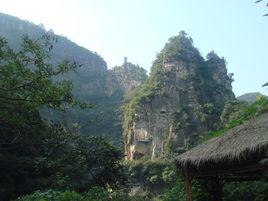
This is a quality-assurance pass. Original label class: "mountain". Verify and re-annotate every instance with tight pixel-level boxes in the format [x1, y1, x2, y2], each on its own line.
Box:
[237, 92, 267, 104]
[110, 57, 147, 93]
[124, 31, 235, 160]
[0, 13, 147, 144]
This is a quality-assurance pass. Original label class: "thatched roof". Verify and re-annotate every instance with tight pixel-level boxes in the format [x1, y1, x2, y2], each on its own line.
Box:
[176, 113, 268, 170]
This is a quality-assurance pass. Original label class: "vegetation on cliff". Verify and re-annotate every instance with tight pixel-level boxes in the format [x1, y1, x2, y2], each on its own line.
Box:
[124, 31, 234, 159]
[111, 61, 148, 93]
[204, 95, 268, 140]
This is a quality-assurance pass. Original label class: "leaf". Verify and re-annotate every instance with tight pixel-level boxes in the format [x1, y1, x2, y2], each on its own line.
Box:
[262, 82, 268, 87]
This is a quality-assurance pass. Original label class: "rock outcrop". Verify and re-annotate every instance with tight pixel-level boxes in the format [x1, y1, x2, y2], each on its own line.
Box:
[110, 57, 147, 93]
[124, 32, 235, 160]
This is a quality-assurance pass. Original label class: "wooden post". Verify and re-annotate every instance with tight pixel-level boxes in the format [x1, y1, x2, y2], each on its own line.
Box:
[185, 172, 193, 201]
[211, 176, 222, 201]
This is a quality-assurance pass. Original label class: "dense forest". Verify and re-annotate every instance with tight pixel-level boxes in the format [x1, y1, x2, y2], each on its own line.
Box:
[0, 12, 268, 201]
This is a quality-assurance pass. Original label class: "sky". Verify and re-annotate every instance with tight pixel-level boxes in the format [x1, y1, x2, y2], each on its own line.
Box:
[0, 0, 267, 96]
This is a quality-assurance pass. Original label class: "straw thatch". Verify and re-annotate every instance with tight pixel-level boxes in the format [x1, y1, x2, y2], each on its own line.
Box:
[176, 113, 268, 170]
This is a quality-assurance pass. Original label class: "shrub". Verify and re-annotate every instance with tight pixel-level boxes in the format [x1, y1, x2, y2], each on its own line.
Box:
[15, 188, 147, 201]
[15, 190, 84, 201]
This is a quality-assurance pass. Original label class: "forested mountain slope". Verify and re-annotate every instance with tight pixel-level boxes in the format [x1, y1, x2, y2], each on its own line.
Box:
[0, 13, 147, 144]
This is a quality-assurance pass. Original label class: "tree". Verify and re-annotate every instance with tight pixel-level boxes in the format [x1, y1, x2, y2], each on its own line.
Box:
[0, 35, 125, 201]
[255, 0, 268, 16]
[75, 136, 126, 188]
[0, 34, 89, 127]
[0, 34, 83, 200]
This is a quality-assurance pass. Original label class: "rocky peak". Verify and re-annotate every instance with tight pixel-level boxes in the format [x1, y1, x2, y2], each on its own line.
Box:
[124, 32, 235, 160]
[109, 58, 148, 94]
[206, 51, 233, 92]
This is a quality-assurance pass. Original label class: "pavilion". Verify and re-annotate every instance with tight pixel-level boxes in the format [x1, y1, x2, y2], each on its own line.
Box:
[176, 113, 268, 201]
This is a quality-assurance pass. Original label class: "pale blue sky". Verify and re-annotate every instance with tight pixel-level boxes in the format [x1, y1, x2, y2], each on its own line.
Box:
[0, 0, 267, 96]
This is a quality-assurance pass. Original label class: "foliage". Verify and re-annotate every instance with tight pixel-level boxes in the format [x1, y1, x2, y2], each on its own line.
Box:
[206, 96, 268, 139]
[0, 122, 126, 200]
[16, 190, 84, 201]
[0, 34, 79, 200]
[162, 31, 202, 62]
[160, 179, 268, 201]
[0, 35, 88, 126]
[158, 179, 213, 201]
[237, 92, 266, 104]
[15, 188, 147, 201]
[124, 160, 176, 195]
[112, 63, 147, 87]
[74, 136, 126, 187]
[223, 181, 268, 201]
[0, 36, 125, 201]
[158, 181, 186, 201]
[255, 0, 268, 16]
[220, 100, 248, 127]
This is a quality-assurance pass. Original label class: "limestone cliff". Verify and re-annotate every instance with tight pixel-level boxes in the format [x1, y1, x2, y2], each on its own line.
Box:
[124, 32, 235, 160]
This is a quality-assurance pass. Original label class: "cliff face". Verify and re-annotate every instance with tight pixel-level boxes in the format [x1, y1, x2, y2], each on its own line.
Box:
[124, 32, 234, 160]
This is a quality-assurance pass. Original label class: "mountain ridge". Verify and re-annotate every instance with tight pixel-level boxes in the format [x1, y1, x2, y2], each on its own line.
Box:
[0, 12, 147, 145]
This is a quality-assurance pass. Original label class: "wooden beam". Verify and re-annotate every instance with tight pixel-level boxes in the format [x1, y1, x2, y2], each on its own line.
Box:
[185, 172, 193, 201]
[211, 176, 222, 201]
[190, 163, 265, 178]
[197, 175, 262, 182]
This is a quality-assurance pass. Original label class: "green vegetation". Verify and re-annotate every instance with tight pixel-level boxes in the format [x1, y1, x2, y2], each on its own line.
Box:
[237, 92, 267, 103]
[157, 178, 268, 201]
[15, 188, 145, 201]
[0, 13, 148, 147]
[112, 63, 147, 88]
[0, 35, 126, 201]
[125, 160, 176, 190]
[206, 96, 268, 139]
[222, 181, 268, 201]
